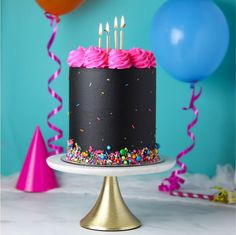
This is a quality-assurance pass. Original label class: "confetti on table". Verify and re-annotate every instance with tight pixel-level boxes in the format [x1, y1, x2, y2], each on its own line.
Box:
[137, 78, 140, 81]
[131, 124, 135, 129]
[76, 103, 80, 107]
[110, 112, 113, 115]
[88, 122, 91, 125]
[150, 90, 153, 94]
[124, 83, 129, 87]
[124, 137, 127, 140]
[107, 78, 110, 81]
[80, 129, 84, 132]
[134, 108, 138, 112]
[148, 108, 152, 112]
[97, 117, 101, 121]
[101, 138, 104, 142]
[89, 82, 92, 87]
[100, 91, 105, 95]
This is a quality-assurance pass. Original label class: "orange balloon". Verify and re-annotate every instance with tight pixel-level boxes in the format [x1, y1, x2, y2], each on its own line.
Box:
[36, 0, 84, 16]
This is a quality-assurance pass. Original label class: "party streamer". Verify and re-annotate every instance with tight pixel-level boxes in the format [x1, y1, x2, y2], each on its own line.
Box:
[159, 85, 202, 192]
[170, 191, 214, 201]
[170, 187, 236, 204]
[45, 13, 63, 155]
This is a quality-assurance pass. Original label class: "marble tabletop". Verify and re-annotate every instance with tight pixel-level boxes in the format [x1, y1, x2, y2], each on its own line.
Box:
[1, 164, 236, 235]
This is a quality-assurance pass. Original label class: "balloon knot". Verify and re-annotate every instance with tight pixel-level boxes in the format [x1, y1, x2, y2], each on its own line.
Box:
[55, 16, 60, 23]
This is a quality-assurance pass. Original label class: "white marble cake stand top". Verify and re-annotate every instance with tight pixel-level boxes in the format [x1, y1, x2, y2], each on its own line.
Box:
[47, 154, 175, 176]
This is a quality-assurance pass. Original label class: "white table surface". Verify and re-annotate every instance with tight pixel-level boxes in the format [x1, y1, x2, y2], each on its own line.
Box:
[1, 164, 236, 235]
[46, 154, 175, 176]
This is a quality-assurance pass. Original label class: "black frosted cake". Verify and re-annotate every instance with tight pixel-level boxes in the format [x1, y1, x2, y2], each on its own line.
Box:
[66, 37, 160, 166]
[70, 67, 156, 149]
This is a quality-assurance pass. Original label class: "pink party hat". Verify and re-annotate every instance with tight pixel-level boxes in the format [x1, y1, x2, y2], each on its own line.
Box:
[16, 126, 59, 192]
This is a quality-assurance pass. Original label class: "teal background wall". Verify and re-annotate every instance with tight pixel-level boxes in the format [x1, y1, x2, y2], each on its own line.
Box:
[1, 0, 235, 176]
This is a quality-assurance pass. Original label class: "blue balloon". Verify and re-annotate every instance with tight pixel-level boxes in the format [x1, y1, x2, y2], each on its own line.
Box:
[151, 0, 229, 83]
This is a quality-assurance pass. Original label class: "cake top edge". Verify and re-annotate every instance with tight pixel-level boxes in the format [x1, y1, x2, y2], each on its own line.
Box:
[67, 46, 156, 69]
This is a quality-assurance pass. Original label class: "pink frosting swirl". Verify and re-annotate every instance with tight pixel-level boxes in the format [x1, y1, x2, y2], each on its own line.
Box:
[67, 46, 85, 67]
[129, 48, 151, 68]
[84, 46, 108, 68]
[68, 46, 156, 69]
[108, 49, 132, 69]
[146, 50, 156, 68]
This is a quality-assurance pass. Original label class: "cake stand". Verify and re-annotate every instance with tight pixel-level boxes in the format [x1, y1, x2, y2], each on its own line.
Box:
[47, 154, 175, 231]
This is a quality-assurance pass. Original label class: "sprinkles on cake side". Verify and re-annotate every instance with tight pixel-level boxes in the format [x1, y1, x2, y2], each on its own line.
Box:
[66, 139, 160, 166]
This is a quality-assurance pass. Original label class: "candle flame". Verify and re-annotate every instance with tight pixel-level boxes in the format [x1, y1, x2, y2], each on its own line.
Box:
[114, 17, 118, 29]
[120, 16, 125, 28]
[98, 23, 103, 36]
[105, 22, 110, 33]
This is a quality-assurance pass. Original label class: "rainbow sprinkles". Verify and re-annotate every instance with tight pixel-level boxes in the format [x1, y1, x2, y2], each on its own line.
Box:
[66, 140, 160, 167]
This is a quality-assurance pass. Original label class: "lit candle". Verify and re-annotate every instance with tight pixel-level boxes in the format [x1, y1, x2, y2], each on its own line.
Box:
[120, 16, 126, 49]
[98, 23, 103, 48]
[114, 17, 118, 49]
[105, 22, 110, 51]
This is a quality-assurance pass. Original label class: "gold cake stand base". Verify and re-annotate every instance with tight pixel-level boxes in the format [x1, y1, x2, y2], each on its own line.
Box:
[47, 154, 175, 232]
[80, 176, 141, 231]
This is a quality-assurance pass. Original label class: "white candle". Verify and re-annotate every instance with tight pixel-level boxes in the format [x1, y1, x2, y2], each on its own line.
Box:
[114, 17, 118, 49]
[98, 23, 103, 48]
[120, 16, 126, 49]
[105, 22, 110, 51]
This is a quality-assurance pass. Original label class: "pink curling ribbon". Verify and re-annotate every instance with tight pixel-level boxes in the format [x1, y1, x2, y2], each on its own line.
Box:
[45, 13, 63, 155]
[159, 84, 203, 192]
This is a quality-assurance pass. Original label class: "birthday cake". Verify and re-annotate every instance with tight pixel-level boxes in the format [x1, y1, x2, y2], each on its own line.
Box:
[65, 17, 160, 166]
